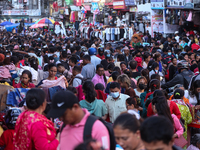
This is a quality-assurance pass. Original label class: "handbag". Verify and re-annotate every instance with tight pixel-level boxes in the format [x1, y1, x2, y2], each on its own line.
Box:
[174, 135, 187, 148]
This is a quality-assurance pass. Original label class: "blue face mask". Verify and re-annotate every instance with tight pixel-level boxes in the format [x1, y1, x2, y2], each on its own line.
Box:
[106, 54, 111, 57]
[168, 52, 172, 55]
[110, 92, 120, 98]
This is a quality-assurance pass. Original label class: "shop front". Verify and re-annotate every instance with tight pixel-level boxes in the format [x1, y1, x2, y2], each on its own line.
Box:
[165, 0, 197, 35]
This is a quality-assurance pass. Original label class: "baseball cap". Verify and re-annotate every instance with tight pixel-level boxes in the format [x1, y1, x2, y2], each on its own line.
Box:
[47, 90, 79, 118]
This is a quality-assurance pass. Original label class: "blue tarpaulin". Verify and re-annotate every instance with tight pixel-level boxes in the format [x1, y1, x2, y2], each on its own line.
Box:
[5, 22, 35, 32]
[0, 21, 13, 26]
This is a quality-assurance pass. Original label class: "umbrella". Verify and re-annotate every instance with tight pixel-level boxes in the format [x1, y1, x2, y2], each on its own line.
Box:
[0, 21, 13, 26]
[30, 23, 47, 29]
[35, 18, 55, 24]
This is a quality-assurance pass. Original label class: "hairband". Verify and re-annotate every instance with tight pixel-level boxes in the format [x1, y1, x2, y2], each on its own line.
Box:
[153, 84, 157, 87]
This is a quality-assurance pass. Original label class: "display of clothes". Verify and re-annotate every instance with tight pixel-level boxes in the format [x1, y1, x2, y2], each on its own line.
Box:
[70, 11, 78, 23]
[80, 26, 130, 42]
[7, 88, 29, 106]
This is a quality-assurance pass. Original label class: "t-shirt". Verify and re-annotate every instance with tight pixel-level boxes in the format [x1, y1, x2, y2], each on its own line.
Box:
[134, 89, 142, 97]
[132, 72, 141, 79]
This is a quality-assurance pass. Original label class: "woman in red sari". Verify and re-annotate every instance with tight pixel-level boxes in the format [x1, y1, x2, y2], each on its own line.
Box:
[13, 88, 59, 150]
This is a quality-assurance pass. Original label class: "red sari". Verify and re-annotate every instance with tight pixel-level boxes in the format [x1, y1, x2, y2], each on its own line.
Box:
[13, 110, 58, 150]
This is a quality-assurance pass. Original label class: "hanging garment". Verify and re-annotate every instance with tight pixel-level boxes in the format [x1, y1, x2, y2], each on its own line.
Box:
[111, 28, 115, 41]
[106, 28, 110, 41]
[7, 88, 29, 106]
[187, 11, 192, 22]
[40, 75, 66, 89]
[124, 28, 127, 39]
[129, 27, 133, 40]
[120, 28, 124, 39]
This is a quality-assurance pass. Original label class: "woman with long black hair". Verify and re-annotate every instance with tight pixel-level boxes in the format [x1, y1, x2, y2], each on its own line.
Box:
[152, 96, 184, 139]
[79, 81, 107, 119]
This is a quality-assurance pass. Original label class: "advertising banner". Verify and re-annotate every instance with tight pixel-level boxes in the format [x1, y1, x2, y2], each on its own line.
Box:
[124, 0, 135, 6]
[151, 9, 164, 36]
[113, 1, 125, 9]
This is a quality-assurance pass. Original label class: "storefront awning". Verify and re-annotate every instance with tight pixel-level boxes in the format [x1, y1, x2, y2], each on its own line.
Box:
[84, 5, 91, 11]
[70, 6, 80, 11]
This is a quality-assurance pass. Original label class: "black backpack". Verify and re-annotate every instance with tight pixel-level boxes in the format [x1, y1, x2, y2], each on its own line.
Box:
[61, 115, 116, 150]
[180, 71, 194, 89]
[74, 76, 87, 85]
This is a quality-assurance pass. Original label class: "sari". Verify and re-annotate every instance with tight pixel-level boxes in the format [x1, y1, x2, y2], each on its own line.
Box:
[13, 110, 57, 150]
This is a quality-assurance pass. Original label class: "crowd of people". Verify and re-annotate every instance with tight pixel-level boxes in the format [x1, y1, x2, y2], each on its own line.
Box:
[0, 26, 200, 150]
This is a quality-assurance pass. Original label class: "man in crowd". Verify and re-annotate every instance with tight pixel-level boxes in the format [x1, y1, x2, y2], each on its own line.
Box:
[47, 90, 110, 150]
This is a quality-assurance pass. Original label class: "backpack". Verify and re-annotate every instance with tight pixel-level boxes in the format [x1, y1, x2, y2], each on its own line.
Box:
[61, 115, 116, 150]
[180, 71, 194, 89]
[74, 76, 87, 85]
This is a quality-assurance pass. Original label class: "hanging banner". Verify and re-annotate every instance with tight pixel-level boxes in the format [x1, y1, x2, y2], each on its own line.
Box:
[91, 2, 99, 12]
[151, 0, 164, 9]
[151, 9, 164, 36]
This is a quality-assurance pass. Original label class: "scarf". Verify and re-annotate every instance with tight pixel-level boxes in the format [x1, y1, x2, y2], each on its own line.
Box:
[172, 99, 187, 106]
[13, 110, 56, 150]
[20, 82, 30, 88]
[135, 57, 143, 68]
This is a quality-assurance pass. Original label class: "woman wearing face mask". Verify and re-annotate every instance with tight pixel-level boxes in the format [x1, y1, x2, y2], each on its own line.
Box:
[169, 57, 177, 81]
[113, 113, 145, 150]
[134, 77, 147, 97]
[189, 80, 200, 112]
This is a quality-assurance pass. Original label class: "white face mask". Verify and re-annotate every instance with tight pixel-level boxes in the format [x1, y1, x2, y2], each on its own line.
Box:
[110, 92, 120, 98]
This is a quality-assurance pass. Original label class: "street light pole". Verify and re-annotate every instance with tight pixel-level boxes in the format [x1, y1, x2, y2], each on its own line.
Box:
[48, 0, 50, 30]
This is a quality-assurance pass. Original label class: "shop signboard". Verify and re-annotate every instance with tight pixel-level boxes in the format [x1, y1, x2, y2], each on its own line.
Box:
[65, 0, 73, 5]
[184, 3, 194, 9]
[84, 0, 92, 3]
[2, 10, 29, 15]
[29, 9, 41, 16]
[124, 0, 135, 6]
[151, 0, 164, 9]
[167, 0, 194, 8]
[113, 1, 125, 9]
